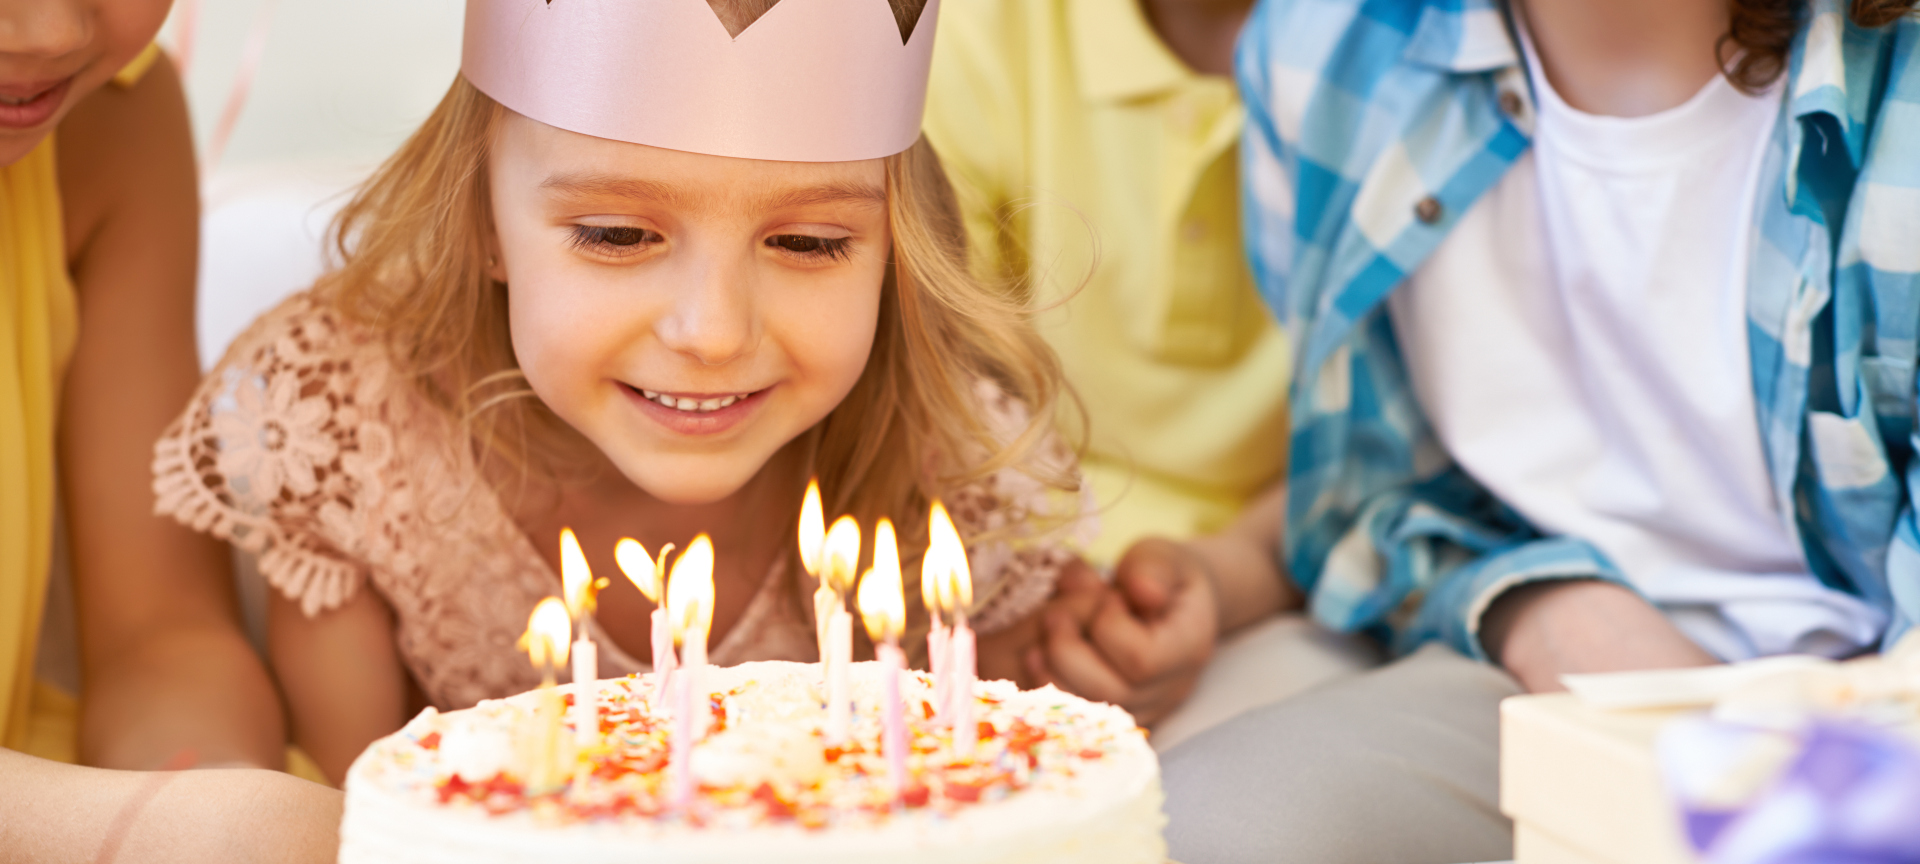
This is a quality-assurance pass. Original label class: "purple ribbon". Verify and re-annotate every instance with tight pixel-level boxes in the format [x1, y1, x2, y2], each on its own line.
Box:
[1663, 719, 1920, 864]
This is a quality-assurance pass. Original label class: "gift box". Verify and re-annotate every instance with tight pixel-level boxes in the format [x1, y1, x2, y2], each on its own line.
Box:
[1501, 693, 1696, 864]
[1500, 644, 1920, 864]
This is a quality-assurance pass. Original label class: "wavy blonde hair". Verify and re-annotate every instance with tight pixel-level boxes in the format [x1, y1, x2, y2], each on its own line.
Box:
[313, 75, 1076, 563]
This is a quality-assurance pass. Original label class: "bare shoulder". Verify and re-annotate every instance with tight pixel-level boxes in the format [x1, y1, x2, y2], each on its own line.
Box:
[56, 51, 197, 267]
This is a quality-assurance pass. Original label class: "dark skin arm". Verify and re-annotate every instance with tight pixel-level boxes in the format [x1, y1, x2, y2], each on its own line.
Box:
[57, 54, 286, 770]
[1480, 580, 1717, 692]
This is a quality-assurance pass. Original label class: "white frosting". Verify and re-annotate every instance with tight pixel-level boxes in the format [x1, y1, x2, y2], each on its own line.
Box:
[340, 661, 1166, 864]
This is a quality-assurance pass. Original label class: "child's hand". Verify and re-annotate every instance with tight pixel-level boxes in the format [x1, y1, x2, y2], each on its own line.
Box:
[1028, 541, 1220, 726]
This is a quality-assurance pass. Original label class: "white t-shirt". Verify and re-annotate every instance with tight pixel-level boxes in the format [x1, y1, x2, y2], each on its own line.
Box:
[1387, 35, 1886, 661]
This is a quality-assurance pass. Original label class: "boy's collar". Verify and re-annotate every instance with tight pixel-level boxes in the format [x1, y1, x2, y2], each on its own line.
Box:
[1069, 0, 1201, 102]
[1401, 0, 1520, 72]
[1785, 0, 1866, 168]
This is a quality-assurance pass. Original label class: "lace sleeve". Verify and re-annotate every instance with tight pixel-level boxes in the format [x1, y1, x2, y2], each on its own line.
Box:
[945, 380, 1096, 635]
[153, 293, 394, 617]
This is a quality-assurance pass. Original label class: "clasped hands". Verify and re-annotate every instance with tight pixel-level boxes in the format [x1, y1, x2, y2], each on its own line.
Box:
[1024, 539, 1223, 726]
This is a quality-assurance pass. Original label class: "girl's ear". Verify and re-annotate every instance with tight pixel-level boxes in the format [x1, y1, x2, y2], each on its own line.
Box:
[487, 237, 509, 283]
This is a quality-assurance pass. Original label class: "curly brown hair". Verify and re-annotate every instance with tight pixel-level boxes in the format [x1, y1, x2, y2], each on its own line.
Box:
[1722, 0, 1917, 91]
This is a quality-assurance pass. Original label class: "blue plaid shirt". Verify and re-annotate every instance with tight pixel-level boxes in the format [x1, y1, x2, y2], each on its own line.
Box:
[1238, 0, 1920, 660]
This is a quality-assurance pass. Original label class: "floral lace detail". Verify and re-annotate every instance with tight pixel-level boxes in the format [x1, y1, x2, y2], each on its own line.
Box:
[155, 293, 1088, 709]
[951, 379, 1096, 634]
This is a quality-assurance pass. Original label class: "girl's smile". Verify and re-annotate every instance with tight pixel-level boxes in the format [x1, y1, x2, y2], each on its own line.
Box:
[0, 76, 72, 129]
[621, 384, 774, 437]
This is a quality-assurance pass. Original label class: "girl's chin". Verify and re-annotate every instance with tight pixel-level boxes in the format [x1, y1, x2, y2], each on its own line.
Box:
[607, 456, 771, 507]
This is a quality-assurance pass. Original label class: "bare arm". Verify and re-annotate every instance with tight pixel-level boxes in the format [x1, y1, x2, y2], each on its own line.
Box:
[1480, 579, 1717, 693]
[57, 53, 286, 770]
[1186, 479, 1300, 633]
[269, 586, 410, 785]
[0, 748, 340, 864]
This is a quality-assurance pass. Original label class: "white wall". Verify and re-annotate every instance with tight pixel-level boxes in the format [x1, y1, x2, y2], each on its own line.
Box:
[171, 0, 465, 171]
[169, 0, 467, 370]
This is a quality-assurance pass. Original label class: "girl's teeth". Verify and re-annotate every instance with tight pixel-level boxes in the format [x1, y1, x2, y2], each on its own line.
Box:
[643, 391, 748, 412]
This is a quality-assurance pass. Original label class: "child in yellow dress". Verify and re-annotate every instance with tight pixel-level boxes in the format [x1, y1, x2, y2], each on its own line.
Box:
[2, 0, 338, 860]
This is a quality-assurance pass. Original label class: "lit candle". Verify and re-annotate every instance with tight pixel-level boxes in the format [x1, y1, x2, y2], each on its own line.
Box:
[920, 509, 951, 722]
[928, 502, 977, 760]
[558, 529, 605, 750]
[615, 537, 677, 710]
[517, 597, 573, 794]
[798, 479, 830, 683]
[821, 516, 861, 745]
[666, 534, 716, 811]
[857, 518, 909, 800]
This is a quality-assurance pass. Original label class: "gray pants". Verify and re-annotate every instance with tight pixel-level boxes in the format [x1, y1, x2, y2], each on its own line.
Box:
[1162, 643, 1520, 864]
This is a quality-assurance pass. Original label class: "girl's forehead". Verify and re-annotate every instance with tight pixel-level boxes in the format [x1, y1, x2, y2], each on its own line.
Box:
[497, 112, 887, 212]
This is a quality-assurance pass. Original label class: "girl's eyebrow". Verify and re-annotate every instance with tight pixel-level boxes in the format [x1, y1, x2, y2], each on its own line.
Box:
[541, 173, 686, 205]
[540, 172, 883, 212]
[756, 182, 887, 212]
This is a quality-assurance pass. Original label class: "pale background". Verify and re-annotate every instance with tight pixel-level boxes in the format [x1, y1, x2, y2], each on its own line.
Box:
[168, 0, 465, 366]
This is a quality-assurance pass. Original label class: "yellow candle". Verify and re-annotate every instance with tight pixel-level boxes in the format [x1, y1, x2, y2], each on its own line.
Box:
[517, 597, 573, 793]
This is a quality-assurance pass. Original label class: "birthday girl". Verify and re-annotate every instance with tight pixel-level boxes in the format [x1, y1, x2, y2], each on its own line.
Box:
[154, 0, 1085, 784]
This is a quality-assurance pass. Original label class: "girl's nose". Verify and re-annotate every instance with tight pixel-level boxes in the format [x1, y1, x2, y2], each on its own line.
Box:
[0, 1, 88, 59]
[654, 255, 759, 367]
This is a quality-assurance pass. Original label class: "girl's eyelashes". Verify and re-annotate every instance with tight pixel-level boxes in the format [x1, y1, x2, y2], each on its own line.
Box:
[569, 224, 662, 257]
[766, 234, 854, 262]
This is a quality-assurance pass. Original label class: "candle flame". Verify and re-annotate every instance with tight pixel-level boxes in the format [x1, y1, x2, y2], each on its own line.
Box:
[927, 501, 974, 612]
[857, 518, 906, 643]
[822, 515, 861, 595]
[798, 479, 825, 578]
[520, 597, 572, 671]
[614, 538, 673, 604]
[559, 528, 597, 620]
[665, 534, 716, 647]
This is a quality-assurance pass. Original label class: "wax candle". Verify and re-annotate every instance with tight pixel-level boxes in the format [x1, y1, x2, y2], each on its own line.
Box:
[826, 607, 853, 744]
[820, 515, 861, 744]
[518, 597, 573, 794]
[927, 612, 950, 721]
[665, 534, 716, 811]
[798, 479, 830, 682]
[927, 501, 978, 758]
[921, 501, 957, 721]
[858, 518, 909, 800]
[948, 612, 976, 761]
[558, 529, 605, 750]
[615, 538, 677, 710]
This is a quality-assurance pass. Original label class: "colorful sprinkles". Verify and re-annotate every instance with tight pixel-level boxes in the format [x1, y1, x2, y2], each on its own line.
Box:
[414, 671, 1127, 828]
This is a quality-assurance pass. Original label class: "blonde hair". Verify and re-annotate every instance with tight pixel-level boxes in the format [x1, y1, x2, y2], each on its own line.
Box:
[315, 76, 1075, 564]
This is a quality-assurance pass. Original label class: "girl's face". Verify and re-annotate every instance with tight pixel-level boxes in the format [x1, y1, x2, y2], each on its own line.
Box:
[0, 0, 169, 165]
[490, 113, 890, 504]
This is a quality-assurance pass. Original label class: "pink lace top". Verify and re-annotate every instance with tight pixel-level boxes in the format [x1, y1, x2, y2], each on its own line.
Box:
[154, 293, 1089, 710]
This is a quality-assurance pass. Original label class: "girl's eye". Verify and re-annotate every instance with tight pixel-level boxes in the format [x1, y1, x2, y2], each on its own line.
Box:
[570, 225, 661, 255]
[766, 234, 853, 261]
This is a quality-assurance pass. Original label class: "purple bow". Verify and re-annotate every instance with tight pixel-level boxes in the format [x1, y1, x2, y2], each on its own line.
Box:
[1662, 719, 1920, 864]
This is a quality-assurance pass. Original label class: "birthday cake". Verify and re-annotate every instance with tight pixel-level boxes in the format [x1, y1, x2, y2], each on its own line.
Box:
[337, 661, 1167, 864]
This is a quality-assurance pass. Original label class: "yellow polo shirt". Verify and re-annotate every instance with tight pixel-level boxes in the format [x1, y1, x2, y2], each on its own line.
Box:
[925, 0, 1290, 564]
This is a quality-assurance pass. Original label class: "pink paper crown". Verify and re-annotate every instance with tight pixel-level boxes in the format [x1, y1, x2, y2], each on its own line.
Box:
[462, 0, 941, 162]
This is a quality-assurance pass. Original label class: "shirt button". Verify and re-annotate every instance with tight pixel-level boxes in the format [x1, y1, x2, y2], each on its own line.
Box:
[1499, 90, 1526, 118]
[1182, 219, 1208, 242]
[1414, 196, 1443, 225]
